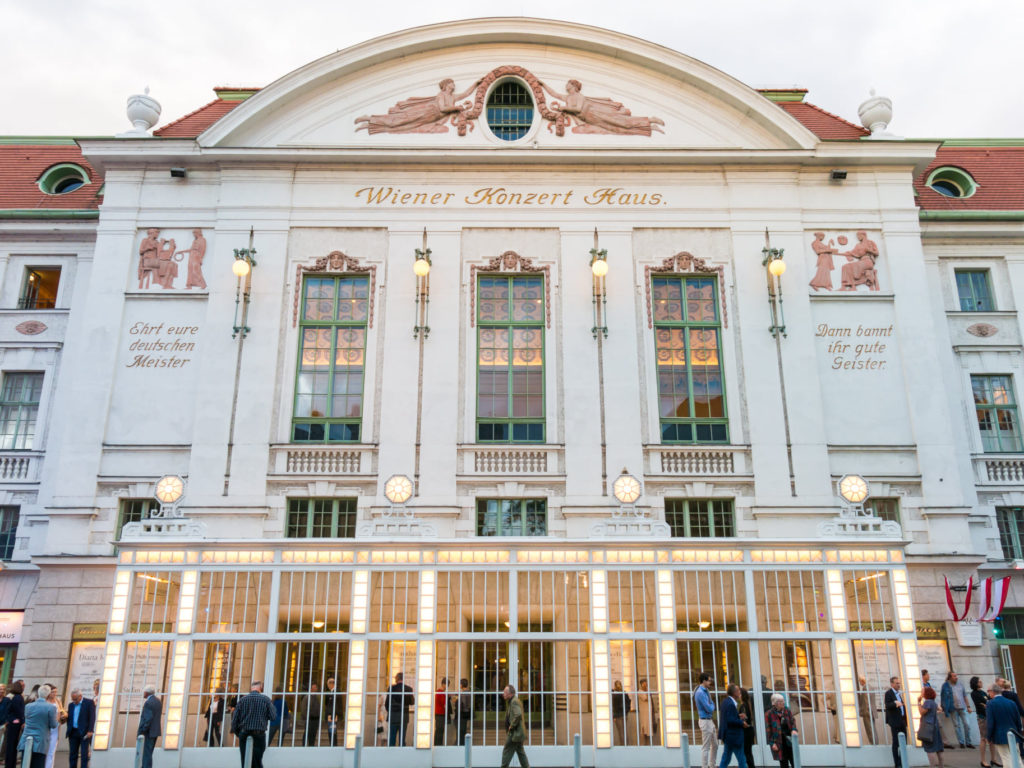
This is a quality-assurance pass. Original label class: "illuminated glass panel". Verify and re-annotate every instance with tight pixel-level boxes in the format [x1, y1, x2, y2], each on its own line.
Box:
[972, 374, 1023, 452]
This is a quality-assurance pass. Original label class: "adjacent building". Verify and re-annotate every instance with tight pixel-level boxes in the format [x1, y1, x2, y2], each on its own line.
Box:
[1, 17, 1023, 767]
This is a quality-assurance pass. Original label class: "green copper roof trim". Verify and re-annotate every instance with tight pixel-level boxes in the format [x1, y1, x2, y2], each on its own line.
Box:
[213, 89, 259, 101]
[0, 137, 80, 145]
[919, 210, 1024, 221]
[913, 139, 1024, 147]
[759, 90, 808, 103]
[0, 209, 99, 219]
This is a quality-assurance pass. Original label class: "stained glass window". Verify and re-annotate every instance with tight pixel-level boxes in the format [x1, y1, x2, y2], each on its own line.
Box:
[652, 276, 727, 443]
[477, 275, 544, 442]
[973, 374, 1023, 453]
[293, 275, 369, 443]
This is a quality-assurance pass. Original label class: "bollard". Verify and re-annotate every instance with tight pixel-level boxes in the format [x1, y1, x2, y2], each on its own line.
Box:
[1010, 731, 1022, 768]
[574, 733, 582, 768]
[354, 734, 363, 768]
[464, 732, 471, 768]
[899, 731, 910, 768]
[682, 732, 690, 768]
[134, 734, 145, 768]
[241, 734, 254, 768]
[792, 732, 802, 768]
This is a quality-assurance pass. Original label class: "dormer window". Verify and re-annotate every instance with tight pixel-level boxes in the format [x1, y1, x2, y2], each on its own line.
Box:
[926, 167, 977, 198]
[37, 163, 89, 195]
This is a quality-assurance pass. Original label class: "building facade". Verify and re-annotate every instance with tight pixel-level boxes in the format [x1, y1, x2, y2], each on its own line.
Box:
[1, 17, 1024, 767]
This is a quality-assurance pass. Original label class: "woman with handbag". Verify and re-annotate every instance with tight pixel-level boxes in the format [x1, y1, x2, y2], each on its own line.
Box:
[919, 687, 945, 767]
[765, 693, 798, 768]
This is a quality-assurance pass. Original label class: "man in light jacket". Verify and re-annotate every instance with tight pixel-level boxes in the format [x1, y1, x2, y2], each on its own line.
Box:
[18, 683, 57, 768]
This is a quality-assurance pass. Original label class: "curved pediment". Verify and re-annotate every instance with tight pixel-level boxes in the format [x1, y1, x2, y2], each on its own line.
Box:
[200, 18, 819, 151]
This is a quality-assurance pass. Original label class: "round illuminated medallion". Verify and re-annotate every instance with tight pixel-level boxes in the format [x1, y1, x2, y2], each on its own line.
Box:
[154, 474, 185, 505]
[612, 472, 642, 504]
[768, 258, 787, 277]
[232, 258, 251, 278]
[591, 258, 609, 278]
[838, 474, 869, 504]
[413, 258, 431, 277]
[384, 474, 414, 505]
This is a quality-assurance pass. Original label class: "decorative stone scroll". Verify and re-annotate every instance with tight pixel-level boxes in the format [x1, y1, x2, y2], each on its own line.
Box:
[591, 507, 670, 538]
[292, 251, 377, 328]
[357, 507, 437, 538]
[644, 252, 728, 329]
[355, 66, 664, 138]
[121, 518, 207, 539]
[469, 251, 552, 328]
[816, 505, 901, 538]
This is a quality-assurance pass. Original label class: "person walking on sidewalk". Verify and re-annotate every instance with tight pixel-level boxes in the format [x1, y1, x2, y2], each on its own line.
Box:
[696, 672, 718, 768]
[500, 685, 529, 768]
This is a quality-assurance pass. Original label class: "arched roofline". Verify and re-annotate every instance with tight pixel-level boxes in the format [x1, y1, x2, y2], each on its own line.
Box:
[199, 17, 820, 150]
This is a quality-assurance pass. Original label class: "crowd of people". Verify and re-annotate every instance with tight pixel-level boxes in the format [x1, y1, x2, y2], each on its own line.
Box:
[0, 679, 98, 768]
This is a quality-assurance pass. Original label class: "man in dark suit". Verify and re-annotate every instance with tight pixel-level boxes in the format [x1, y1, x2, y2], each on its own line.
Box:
[66, 688, 96, 768]
[386, 673, 414, 746]
[717, 683, 747, 768]
[988, 682, 1022, 767]
[884, 676, 907, 768]
[137, 685, 162, 768]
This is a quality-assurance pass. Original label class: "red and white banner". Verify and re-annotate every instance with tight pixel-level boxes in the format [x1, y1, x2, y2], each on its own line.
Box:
[978, 576, 1011, 622]
[944, 576, 973, 622]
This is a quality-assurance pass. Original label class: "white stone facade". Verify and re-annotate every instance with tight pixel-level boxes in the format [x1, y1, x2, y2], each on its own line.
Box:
[0, 17, 1022, 768]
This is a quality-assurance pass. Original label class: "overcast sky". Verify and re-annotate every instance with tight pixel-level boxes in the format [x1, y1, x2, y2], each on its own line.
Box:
[2, 0, 1020, 138]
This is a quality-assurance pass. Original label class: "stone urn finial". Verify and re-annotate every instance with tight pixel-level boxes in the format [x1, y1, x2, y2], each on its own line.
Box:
[858, 88, 894, 139]
[118, 86, 162, 138]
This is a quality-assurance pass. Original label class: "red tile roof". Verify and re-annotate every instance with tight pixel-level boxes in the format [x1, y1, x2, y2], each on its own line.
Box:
[775, 100, 870, 140]
[915, 146, 1024, 211]
[0, 144, 103, 211]
[153, 98, 247, 138]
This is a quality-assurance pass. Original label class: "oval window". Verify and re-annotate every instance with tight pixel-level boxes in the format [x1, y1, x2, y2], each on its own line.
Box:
[486, 81, 534, 141]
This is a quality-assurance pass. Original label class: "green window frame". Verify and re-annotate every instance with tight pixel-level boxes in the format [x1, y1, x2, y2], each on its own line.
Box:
[0, 506, 18, 561]
[997, 507, 1024, 561]
[972, 375, 1024, 453]
[0, 372, 43, 450]
[955, 269, 994, 311]
[286, 498, 357, 538]
[292, 275, 370, 443]
[868, 498, 900, 524]
[476, 499, 547, 537]
[116, 499, 157, 540]
[651, 276, 728, 444]
[664, 499, 735, 538]
[476, 275, 545, 443]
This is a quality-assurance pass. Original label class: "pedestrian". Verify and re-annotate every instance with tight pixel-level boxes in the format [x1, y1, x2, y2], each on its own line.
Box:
[434, 677, 448, 746]
[386, 672, 414, 746]
[718, 683, 747, 768]
[500, 685, 529, 768]
[204, 690, 224, 746]
[65, 688, 95, 768]
[997, 678, 1024, 718]
[884, 676, 908, 768]
[611, 680, 631, 746]
[137, 685, 162, 768]
[919, 687, 944, 767]
[695, 672, 718, 768]
[739, 688, 756, 768]
[941, 671, 974, 748]
[971, 678, 995, 768]
[858, 675, 875, 745]
[988, 683, 1021, 768]
[44, 685, 63, 768]
[325, 677, 343, 748]
[5, 680, 25, 768]
[19, 684, 57, 768]
[456, 678, 472, 748]
[267, 694, 289, 747]
[230, 681, 276, 768]
[637, 678, 659, 746]
[765, 693, 798, 768]
[303, 682, 321, 746]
